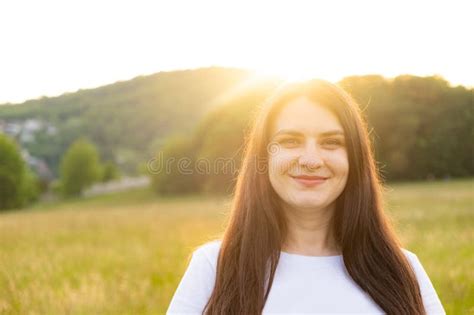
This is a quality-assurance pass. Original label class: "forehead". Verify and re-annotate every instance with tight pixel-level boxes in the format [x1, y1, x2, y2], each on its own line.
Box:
[270, 96, 344, 136]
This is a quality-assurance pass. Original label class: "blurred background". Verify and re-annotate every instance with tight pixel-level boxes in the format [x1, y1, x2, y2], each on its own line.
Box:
[0, 1, 472, 314]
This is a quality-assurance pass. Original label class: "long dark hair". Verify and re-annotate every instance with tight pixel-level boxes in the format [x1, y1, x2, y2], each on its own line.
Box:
[203, 80, 425, 314]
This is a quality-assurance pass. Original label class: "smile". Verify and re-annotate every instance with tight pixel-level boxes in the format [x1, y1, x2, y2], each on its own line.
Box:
[290, 175, 328, 187]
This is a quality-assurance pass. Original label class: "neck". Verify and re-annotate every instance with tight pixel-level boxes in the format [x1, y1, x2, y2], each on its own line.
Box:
[281, 203, 340, 256]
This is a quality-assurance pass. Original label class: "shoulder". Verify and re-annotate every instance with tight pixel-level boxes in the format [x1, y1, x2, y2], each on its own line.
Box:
[167, 240, 222, 314]
[400, 248, 446, 314]
[191, 239, 222, 269]
[400, 248, 426, 280]
[400, 248, 425, 276]
[400, 247, 418, 262]
[400, 248, 429, 278]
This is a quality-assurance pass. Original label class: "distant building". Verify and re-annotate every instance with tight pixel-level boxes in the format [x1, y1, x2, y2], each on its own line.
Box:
[23, 118, 42, 132]
[1, 119, 56, 183]
[0, 120, 22, 137]
[21, 149, 55, 182]
[0, 118, 57, 143]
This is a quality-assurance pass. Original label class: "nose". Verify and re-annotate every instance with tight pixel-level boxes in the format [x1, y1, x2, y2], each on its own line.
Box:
[298, 140, 323, 170]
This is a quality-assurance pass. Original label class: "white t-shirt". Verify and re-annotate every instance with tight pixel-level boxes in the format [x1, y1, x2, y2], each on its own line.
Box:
[167, 240, 445, 314]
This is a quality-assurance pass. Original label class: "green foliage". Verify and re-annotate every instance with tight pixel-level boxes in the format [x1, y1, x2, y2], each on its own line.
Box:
[194, 84, 275, 193]
[340, 75, 473, 180]
[0, 67, 252, 178]
[150, 75, 473, 195]
[150, 135, 199, 195]
[0, 69, 472, 194]
[100, 161, 121, 182]
[50, 179, 63, 195]
[149, 81, 278, 195]
[0, 134, 39, 210]
[59, 138, 102, 197]
[19, 168, 40, 204]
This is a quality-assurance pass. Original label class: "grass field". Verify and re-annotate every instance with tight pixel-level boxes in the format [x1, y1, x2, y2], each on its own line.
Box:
[0, 179, 472, 314]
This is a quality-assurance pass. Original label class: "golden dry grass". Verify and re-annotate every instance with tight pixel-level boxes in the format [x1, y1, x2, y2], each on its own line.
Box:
[0, 179, 472, 314]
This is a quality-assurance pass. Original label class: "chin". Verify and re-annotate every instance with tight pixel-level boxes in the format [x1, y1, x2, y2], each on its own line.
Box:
[289, 194, 328, 209]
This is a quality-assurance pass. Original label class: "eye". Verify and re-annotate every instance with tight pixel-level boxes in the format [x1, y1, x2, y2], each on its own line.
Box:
[279, 138, 301, 147]
[322, 138, 345, 147]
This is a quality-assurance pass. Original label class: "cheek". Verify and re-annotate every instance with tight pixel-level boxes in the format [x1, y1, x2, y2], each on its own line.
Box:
[329, 150, 349, 175]
[268, 152, 295, 196]
[268, 151, 296, 176]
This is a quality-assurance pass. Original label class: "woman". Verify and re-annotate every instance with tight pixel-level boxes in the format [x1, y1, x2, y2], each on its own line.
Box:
[167, 80, 445, 314]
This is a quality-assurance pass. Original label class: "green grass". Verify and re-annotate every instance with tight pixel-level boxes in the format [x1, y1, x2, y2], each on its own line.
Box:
[0, 179, 472, 314]
[384, 179, 474, 314]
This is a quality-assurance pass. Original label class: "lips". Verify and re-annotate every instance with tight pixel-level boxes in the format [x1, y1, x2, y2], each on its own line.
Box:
[291, 175, 328, 180]
[290, 174, 328, 187]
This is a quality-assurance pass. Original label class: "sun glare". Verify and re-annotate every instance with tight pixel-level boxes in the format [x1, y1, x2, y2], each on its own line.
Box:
[250, 65, 337, 85]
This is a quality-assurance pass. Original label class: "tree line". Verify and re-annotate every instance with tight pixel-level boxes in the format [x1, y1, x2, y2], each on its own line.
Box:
[0, 70, 472, 210]
[150, 75, 473, 195]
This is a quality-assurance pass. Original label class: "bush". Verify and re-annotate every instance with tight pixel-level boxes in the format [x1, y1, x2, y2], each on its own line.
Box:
[0, 134, 39, 210]
[20, 168, 40, 204]
[149, 135, 200, 195]
[101, 161, 121, 182]
[59, 137, 102, 197]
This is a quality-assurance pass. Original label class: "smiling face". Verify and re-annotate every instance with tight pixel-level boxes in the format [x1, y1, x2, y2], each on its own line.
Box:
[267, 96, 349, 212]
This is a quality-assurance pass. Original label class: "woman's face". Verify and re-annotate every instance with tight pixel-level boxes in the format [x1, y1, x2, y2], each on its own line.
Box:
[268, 96, 349, 212]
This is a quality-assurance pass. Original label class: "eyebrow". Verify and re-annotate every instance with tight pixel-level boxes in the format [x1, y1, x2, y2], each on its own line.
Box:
[271, 129, 345, 139]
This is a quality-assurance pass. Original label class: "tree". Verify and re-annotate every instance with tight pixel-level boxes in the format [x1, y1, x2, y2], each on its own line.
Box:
[101, 160, 121, 182]
[193, 89, 266, 193]
[59, 138, 102, 197]
[149, 135, 199, 195]
[0, 134, 39, 210]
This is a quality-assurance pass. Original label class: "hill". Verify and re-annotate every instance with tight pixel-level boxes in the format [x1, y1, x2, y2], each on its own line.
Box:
[0, 67, 254, 176]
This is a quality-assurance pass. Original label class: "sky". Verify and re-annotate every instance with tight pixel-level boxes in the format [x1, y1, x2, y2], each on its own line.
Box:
[0, 0, 472, 104]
